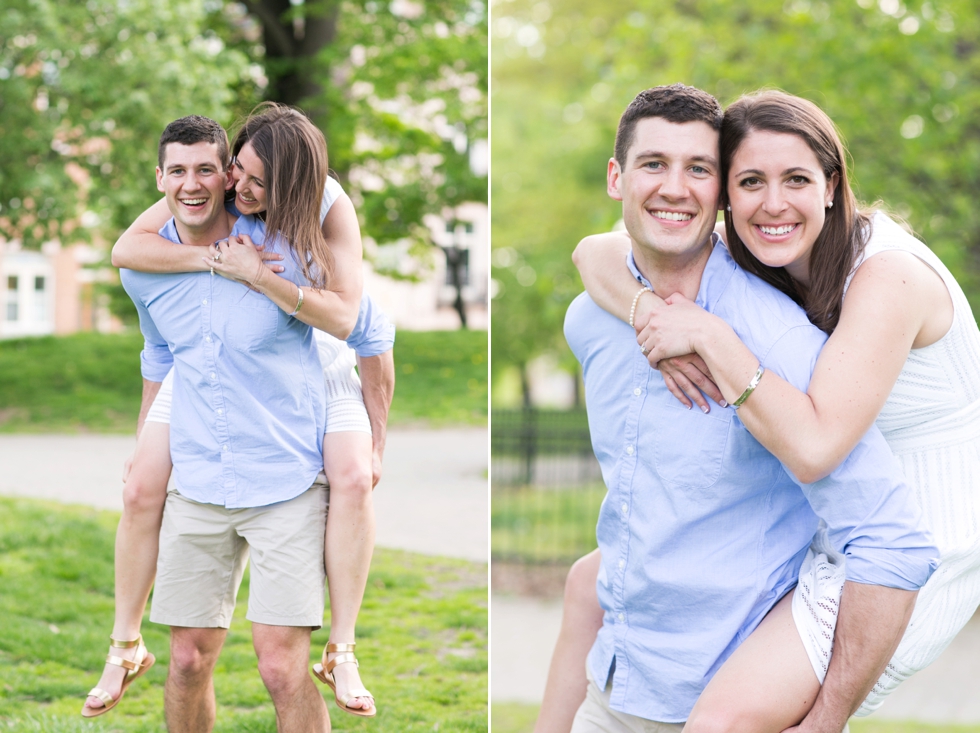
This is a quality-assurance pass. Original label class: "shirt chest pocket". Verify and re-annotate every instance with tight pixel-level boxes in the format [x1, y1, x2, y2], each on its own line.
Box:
[645, 394, 732, 491]
[218, 288, 280, 352]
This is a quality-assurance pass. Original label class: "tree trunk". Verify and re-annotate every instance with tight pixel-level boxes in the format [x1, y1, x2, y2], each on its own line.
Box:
[243, 0, 338, 120]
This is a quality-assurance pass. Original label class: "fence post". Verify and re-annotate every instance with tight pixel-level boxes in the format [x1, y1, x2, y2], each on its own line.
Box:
[520, 407, 536, 485]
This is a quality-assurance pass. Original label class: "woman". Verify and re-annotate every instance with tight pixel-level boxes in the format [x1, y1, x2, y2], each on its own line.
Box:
[81, 104, 382, 719]
[540, 90, 980, 732]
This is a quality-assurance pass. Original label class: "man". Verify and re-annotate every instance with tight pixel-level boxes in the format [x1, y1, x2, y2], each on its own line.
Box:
[120, 115, 374, 731]
[563, 85, 937, 732]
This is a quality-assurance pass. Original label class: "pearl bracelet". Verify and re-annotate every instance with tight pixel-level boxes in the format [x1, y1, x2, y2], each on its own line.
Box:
[629, 286, 653, 329]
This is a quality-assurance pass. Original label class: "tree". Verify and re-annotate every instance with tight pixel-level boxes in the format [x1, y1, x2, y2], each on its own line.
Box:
[0, 0, 258, 250]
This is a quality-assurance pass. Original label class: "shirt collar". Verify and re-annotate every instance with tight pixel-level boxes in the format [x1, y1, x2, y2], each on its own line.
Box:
[625, 232, 731, 309]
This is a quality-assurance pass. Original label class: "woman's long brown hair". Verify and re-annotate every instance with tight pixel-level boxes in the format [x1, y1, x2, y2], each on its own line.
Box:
[230, 102, 333, 290]
[720, 90, 875, 334]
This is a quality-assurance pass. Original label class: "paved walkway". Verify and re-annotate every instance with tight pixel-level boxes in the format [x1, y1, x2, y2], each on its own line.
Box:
[0, 427, 488, 563]
[491, 592, 980, 723]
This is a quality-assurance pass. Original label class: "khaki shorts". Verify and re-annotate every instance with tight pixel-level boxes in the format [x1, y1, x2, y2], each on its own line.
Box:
[150, 485, 329, 629]
[570, 668, 684, 733]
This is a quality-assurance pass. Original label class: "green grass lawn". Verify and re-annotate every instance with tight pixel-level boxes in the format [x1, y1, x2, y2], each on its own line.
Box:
[0, 497, 487, 732]
[489, 703, 980, 733]
[0, 329, 487, 433]
[491, 484, 604, 564]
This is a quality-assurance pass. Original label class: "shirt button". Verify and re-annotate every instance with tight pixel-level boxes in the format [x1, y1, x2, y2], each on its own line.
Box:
[210, 372, 216, 380]
[222, 444, 229, 452]
[202, 298, 208, 305]
[205, 336, 212, 343]
[618, 559, 625, 569]
[633, 387, 641, 396]
[618, 613, 625, 622]
[621, 503, 628, 514]
[216, 408, 223, 415]
[626, 444, 634, 455]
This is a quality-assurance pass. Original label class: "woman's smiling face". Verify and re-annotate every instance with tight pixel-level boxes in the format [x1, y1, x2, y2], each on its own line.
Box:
[232, 141, 268, 215]
[727, 129, 838, 285]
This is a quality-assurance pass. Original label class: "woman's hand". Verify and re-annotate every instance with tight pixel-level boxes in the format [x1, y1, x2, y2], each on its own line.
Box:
[636, 292, 718, 367]
[206, 234, 268, 285]
[659, 354, 726, 413]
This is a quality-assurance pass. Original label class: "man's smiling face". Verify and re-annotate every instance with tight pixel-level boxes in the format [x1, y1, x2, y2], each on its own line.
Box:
[608, 117, 721, 262]
[156, 141, 231, 236]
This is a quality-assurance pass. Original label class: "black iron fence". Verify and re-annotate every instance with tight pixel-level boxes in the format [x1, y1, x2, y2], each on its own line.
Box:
[491, 409, 604, 565]
[491, 408, 601, 487]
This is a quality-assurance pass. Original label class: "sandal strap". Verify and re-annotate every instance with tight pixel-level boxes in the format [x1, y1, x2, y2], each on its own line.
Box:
[87, 687, 115, 706]
[324, 652, 358, 675]
[325, 642, 356, 653]
[108, 634, 142, 649]
[105, 654, 141, 673]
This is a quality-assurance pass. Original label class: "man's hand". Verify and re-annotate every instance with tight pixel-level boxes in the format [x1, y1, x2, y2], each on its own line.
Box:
[357, 351, 394, 488]
[372, 446, 383, 488]
[122, 450, 135, 483]
[659, 353, 726, 413]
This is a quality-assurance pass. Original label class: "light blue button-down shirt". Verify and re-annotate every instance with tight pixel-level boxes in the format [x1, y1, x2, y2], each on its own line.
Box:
[564, 237, 938, 723]
[121, 215, 326, 509]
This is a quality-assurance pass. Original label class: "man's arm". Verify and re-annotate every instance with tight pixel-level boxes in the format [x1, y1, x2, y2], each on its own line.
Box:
[792, 583, 916, 733]
[356, 350, 394, 486]
[136, 378, 163, 437]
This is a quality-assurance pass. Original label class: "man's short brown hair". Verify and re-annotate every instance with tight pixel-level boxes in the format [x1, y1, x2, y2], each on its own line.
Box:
[614, 84, 723, 167]
[158, 115, 229, 170]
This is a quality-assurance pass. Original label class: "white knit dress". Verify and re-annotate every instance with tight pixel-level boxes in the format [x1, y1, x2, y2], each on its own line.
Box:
[792, 212, 980, 715]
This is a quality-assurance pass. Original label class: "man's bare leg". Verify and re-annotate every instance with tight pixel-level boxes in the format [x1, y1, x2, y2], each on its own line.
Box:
[253, 623, 330, 732]
[83, 421, 172, 714]
[165, 627, 226, 733]
[321, 431, 376, 712]
[535, 549, 605, 733]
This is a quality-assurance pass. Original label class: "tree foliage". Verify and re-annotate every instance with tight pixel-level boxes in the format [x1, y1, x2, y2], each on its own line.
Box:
[491, 0, 980, 393]
[0, 0, 488, 282]
[0, 0, 259, 249]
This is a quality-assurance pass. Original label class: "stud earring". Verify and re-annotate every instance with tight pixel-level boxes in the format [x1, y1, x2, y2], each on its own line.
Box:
[827, 201, 834, 208]
[726, 204, 731, 211]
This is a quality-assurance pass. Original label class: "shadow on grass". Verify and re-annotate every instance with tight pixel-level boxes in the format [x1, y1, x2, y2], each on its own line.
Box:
[0, 497, 487, 731]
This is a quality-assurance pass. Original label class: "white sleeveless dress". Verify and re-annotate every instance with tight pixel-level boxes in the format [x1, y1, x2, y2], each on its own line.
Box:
[792, 212, 980, 714]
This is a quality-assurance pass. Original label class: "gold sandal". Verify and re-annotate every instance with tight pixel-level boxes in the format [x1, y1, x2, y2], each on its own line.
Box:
[312, 642, 377, 718]
[80, 634, 155, 718]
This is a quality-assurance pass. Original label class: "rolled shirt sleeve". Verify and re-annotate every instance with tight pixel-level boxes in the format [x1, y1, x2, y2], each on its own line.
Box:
[346, 293, 395, 357]
[130, 290, 174, 381]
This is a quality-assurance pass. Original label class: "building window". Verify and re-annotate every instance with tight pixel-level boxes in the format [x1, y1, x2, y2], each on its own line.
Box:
[34, 275, 47, 321]
[6, 275, 18, 322]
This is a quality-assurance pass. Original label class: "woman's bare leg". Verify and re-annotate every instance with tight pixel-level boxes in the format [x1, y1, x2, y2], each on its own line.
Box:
[534, 549, 604, 733]
[83, 421, 172, 713]
[321, 430, 376, 711]
[683, 592, 820, 733]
